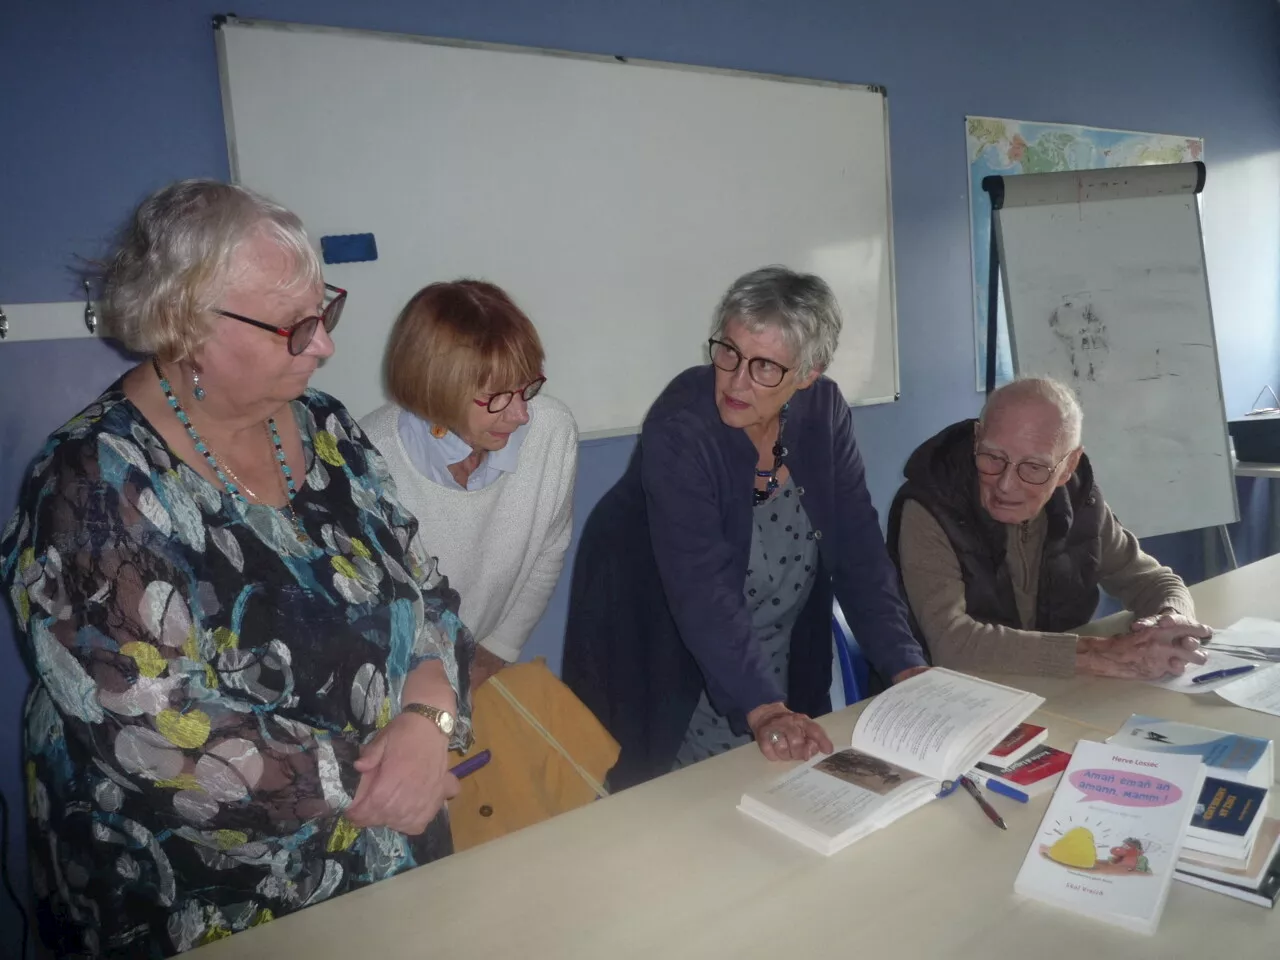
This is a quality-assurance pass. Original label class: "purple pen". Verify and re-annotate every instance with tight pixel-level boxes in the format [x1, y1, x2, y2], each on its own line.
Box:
[449, 749, 492, 779]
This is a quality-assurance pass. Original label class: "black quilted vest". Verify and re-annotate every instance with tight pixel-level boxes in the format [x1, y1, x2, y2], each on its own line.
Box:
[886, 419, 1105, 643]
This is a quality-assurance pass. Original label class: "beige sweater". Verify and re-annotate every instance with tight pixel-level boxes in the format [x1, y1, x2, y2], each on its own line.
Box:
[896, 499, 1195, 678]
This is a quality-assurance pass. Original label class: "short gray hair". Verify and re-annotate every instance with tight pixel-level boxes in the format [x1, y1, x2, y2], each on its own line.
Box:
[710, 265, 842, 376]
[981, 376, 1084, 451]
[102, 179, 322, 362]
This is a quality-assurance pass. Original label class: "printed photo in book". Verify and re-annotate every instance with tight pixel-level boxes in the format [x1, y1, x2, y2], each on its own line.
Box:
[814, 750, 915, 794]
[738, 669, 1044, 855]
[1014, 740, 1206, 936]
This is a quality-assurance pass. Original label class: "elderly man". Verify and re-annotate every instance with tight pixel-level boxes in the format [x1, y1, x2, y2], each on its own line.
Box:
[888, 377, 1210, 679]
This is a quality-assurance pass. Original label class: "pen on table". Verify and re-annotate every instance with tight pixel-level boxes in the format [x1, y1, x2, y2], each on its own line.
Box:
[969, 773, 1029, 804]
[1191, 664, 1256, 685]
[448, 749, 492, 779]
[959, 774, 1008, 830]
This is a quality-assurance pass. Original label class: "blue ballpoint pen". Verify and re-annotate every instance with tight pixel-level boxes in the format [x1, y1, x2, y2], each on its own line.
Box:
[971, 774, 1030, 804]
[1191, 664, 1256, 685]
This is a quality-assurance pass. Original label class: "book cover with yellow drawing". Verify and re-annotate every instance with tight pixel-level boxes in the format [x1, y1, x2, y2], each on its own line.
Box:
[1014, 739, 1206, 936]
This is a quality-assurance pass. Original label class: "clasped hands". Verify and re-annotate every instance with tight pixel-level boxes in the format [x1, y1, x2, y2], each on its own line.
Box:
[1081, 612, 1212, 681]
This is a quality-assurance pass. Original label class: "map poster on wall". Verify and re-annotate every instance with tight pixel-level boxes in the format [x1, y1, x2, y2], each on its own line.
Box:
[966, 116, 1203, 390]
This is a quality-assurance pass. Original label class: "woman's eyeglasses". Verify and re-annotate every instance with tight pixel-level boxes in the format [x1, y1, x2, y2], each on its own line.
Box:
[216, 283, 347, 356]
[708, 338, 791, 388]
[474, 377, 547, 413]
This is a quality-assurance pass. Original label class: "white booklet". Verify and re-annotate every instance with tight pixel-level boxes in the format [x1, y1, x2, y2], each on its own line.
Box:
[738, 668, 1044, 855]
[1015, 740, 1206, 936]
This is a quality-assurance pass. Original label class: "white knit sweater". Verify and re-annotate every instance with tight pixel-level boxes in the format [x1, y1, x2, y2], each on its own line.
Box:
[360, 396, 578, 661]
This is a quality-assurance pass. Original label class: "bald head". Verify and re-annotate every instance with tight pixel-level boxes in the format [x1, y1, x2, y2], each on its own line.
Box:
[980, 377, 1082, 455]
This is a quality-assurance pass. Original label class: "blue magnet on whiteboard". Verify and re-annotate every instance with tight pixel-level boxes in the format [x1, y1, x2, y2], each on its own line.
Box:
[321, 233, 378, 264]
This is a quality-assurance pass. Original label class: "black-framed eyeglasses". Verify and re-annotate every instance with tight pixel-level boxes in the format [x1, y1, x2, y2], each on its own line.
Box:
[974, 447, 1072, 485]
[474, 376, 546, 414]
[707, 338, 792, 388]
[216, 283, 347, 356]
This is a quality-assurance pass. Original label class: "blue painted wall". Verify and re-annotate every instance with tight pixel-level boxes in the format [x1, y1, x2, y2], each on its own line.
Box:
[3, 1, 1279, 950]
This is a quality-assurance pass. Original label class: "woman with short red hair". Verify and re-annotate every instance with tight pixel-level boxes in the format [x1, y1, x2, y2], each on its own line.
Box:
[361, 281, 578, 689]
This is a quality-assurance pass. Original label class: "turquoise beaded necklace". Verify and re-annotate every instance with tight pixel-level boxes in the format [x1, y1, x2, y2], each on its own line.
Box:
[153, 358, 309, 543]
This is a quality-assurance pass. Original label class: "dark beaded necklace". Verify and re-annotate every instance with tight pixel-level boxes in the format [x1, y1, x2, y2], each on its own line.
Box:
[753, 403, 788, 506]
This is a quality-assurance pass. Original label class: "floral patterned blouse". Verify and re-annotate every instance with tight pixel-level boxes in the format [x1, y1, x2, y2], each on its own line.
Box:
[0, 384, 474, 958]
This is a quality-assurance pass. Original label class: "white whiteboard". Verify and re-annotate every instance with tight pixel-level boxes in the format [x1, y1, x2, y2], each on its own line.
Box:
[215, 18, 900, 435]
[992, 162, 1237, 539]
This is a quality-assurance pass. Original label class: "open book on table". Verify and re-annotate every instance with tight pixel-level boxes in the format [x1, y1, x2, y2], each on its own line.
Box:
[738, 668, 1044, 855]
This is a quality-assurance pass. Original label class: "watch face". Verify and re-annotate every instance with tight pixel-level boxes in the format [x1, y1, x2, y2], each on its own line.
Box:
[438, 711, 456, 735]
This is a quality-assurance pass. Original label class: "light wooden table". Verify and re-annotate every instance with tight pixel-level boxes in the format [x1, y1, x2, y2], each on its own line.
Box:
[980, 553, 1280, 756]
[192, 557, 1280, 960]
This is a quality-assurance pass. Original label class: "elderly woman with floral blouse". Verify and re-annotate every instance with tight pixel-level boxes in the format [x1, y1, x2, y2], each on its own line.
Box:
[1, 180, 473, 956]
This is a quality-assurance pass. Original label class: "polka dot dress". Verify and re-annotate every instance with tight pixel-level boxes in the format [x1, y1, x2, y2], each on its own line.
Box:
[674, 477, 819, 768]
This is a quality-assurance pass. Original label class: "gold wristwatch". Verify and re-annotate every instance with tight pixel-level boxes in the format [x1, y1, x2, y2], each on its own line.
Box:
[402, 702, 471, 749]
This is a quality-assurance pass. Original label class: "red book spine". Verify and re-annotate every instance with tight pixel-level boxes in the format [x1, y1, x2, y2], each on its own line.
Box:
[1000, 747, 1071, 786]
[989, 723, 1046, 758]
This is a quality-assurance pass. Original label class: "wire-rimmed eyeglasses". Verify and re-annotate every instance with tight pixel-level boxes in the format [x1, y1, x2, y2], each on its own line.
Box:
[973, 448, 1071, 485]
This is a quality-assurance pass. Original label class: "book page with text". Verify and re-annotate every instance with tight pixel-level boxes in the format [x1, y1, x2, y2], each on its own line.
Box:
[852, 669, 1039, 781]
[738, 748, 934, 852]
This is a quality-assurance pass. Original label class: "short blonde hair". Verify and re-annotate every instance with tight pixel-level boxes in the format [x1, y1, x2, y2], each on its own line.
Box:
[101, 179, 322, 362]
[385, 280, 545, 433]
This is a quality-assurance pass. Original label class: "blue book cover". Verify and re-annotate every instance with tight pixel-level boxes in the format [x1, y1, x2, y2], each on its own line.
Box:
[1191, 777, 1267, 838]
[1110, 716, 1271, 784]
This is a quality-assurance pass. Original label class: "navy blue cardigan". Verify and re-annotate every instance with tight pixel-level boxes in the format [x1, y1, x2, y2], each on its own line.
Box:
[562, 365, 925, 788]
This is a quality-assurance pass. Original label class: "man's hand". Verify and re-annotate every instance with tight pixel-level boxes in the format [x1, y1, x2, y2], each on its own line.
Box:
[1079, 617, 1210, 680]
[1129, 612, 1213, 642]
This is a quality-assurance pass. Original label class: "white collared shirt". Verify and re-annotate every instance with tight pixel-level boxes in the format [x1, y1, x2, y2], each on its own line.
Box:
[396, 409, 529, 492]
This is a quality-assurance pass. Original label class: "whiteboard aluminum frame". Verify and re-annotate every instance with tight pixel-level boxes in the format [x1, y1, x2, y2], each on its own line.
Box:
[213, 15, 901, 418]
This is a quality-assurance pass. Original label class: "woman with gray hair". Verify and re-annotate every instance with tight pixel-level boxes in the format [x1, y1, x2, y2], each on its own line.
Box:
[562, 265, 927, 789]
[1, 180, 473, 956]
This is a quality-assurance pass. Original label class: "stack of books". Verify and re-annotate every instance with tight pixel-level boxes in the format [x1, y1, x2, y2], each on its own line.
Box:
[1177, 816, 1280, 907]
[1108, 715, 1279, 908]
[971, 721, 1072, 800]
